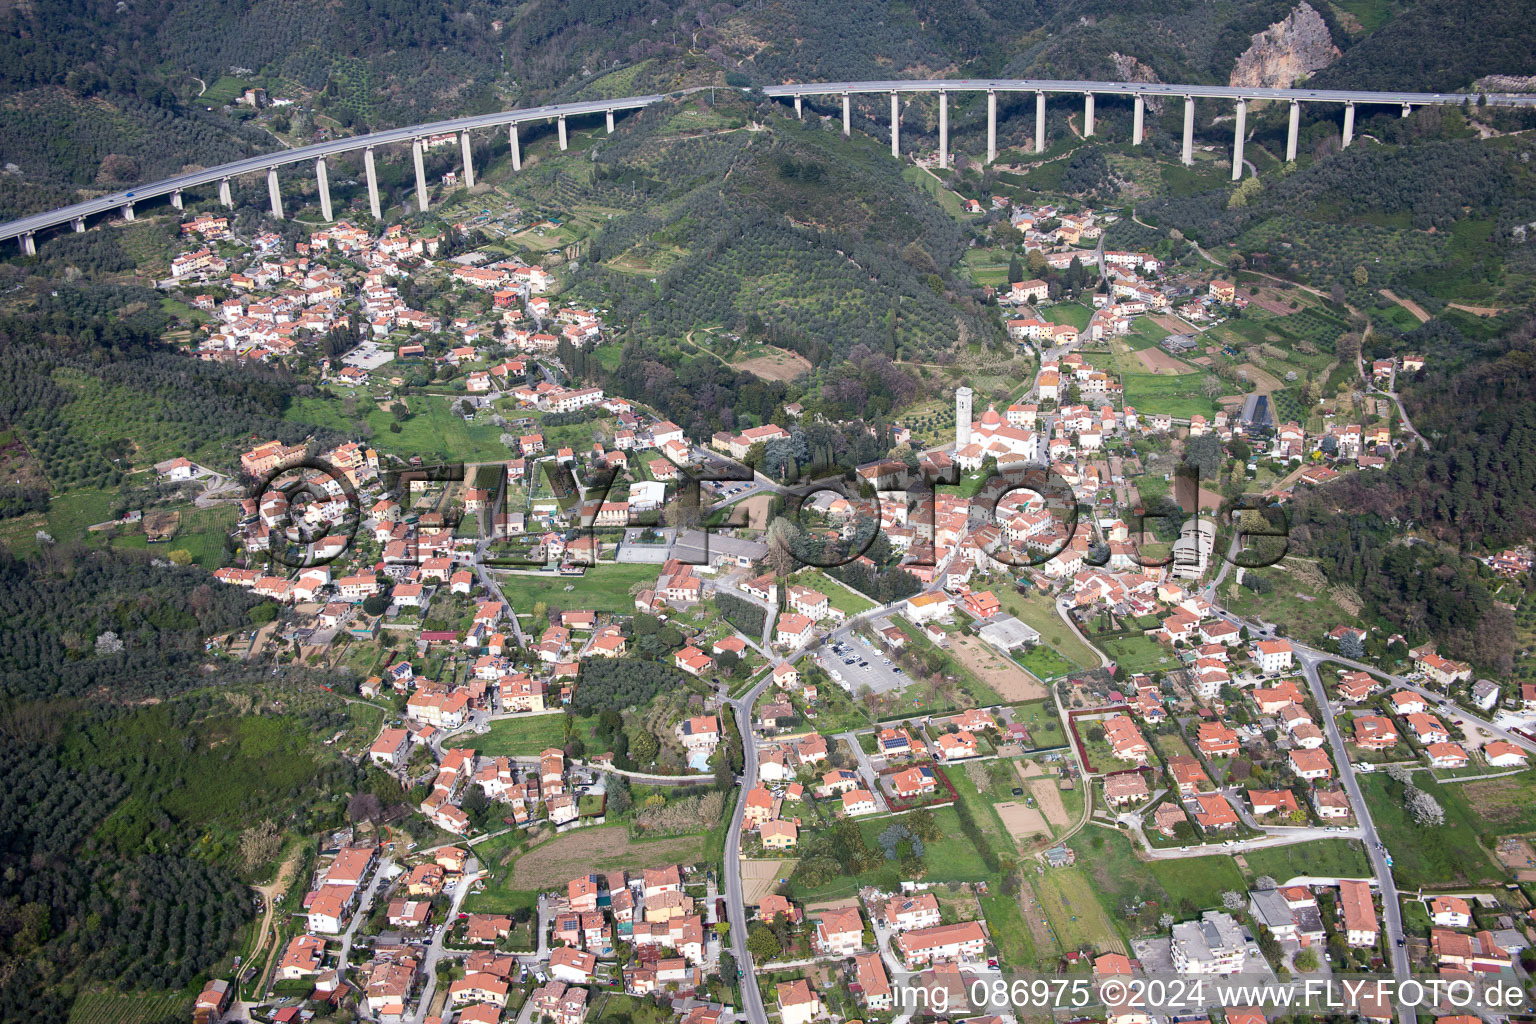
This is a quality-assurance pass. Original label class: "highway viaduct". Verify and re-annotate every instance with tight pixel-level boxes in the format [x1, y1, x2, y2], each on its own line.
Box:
[7, 78, 1535, 254]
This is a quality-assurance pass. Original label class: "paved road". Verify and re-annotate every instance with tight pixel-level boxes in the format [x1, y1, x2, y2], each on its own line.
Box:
[475, 560, 526, 647]
[1125, 820, 1362, 859]
[764, 78, 1536, 107]
[14, 78, 1535, 244]
[1, 93, 674, 242]
[1369, 385, 1430, 451]
[1296, 649, 1411, 1018]
[1280, 641, 1536, 757]
[833, 730, 891, 813]
[410, 855, 483, 1024]
[1055, 594, 1112, 668]
[724, 671, 776, 1024]
[337, 856, 393, 978]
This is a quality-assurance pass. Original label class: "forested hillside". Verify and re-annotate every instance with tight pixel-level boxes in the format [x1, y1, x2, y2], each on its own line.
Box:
[0, 546, 382, 1022]
[0, 281, 341, 490]
[5, 0, 1536, 218]
[1290, 316, 1536, 673]
[1139, 129, 1536, 315]
[579, 97, 991, 364]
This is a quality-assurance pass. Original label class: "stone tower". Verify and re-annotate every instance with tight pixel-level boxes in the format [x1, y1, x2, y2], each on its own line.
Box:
[955, 386, 973, 450]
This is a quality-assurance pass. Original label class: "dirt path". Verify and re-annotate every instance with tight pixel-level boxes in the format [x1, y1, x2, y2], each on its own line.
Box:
[248, 850, 301, 996]
[1448, 302, 1504, 316]
[1378, 289, 1430, 323]
[1018, 879, 1058, 955]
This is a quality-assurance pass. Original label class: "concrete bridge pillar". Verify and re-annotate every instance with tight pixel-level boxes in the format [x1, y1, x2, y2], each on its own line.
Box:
[1231, 99, 1247, 181]
[460, 133, 475, 189]
[19, 233, 34, 256]
[267, 167, 283, 220]
[122, 203, 135, 222]
[219, 178, 232, 208]
[1401, 103, 1411, 118]
[364, 147, 381, 221]
[938, 90, 948, 169]
[1132, 95, 1144, 145]
[170, 190, 184, 210]
[412, 139, 428, 212]
[1286, 101, 1300, 162]
[606, 109, 615, 134]
[890, 91, 900, 157]
[1083, 92, 1094, 137]
[1342, 102, 1355, 148]
[72, 217, 85, 232]
[986, 90, 997, 163]
[557, 115, 567, 150]
[842, 93, 850, 136]
[794, 95, 802, 119]
[1181, 96, 1195, 165]
[1035, 91, 1045, 153]
[510, 123, 522, 171]
[316, 156, 333, 221]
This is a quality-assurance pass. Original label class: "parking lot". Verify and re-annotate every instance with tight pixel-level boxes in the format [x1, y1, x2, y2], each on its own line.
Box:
[812, 625, 909, 696]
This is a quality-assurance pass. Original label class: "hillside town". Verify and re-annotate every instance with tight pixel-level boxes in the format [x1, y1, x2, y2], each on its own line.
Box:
[149, 206, 1535, 1024]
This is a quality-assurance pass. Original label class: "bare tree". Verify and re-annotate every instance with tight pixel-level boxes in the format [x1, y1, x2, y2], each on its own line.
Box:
[348, 791, 383, 828]
[239, 820, 284, 872]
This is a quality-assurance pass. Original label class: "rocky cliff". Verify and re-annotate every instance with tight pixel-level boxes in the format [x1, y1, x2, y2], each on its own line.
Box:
[1229, 2, 1340, 89]
[1109, 52, 1165, 112]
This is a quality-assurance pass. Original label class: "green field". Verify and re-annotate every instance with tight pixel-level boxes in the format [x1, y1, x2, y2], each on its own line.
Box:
[1033, 857, 1128, 954]
[466, 714, 571, 756]
[1435, 770, 1536, 836]
[1045, 301, 1094, 330]
[991, 587, 1101, 670]
[1075, 828, 1248, 929]
[791, 568, 875, 615]
[1239, 839, 1372, 884]
[200, 75, 249, 105]
[1094, 632, 1180, 675]
[1119, 372, 1219, 420]
[495, 563, 659, 615]
[1357, 773, 1503, 887]
[1014, 644, 1077, 682]
[962, 247, 1012, 287]
[786, 805, 992, 901]
[980, 888, 1035, 965]
[1220, 560, 1355, 646]
[1012, 701, 1067, 749]
[102, 503, 236, 567]
[1123, 318, 1173, 349]
[901, 165, 968, 219]
[286, 393, 512, 463]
